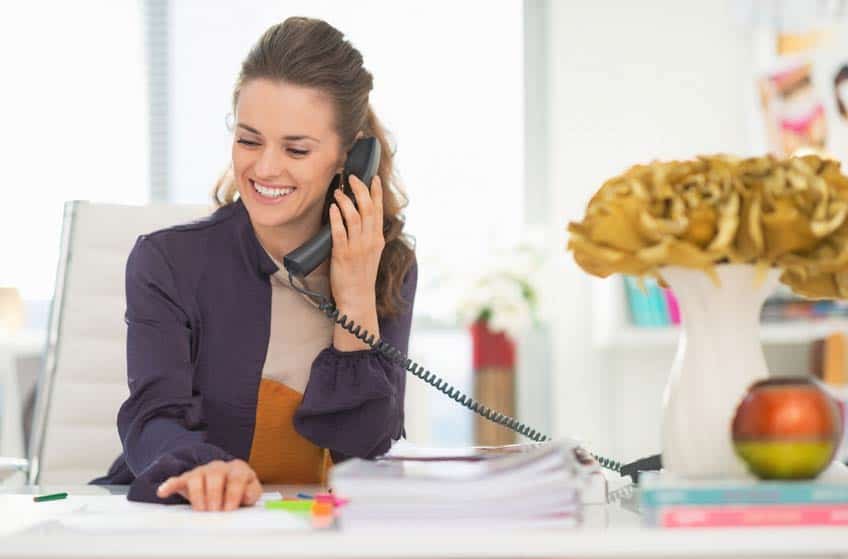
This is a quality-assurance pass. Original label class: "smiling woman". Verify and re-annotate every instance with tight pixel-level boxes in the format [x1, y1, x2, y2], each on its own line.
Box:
[92, 17, 419, 512]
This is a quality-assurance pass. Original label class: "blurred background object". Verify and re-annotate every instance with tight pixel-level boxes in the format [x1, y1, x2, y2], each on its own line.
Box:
[454, 236, 546, 445]
[0, 288, 24, 337]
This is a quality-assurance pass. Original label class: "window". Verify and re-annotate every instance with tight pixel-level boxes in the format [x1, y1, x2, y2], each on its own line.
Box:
[0, 1, 148, 303]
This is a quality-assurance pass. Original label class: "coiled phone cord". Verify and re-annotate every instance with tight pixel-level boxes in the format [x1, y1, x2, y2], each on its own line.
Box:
[288, 272, 627, 475]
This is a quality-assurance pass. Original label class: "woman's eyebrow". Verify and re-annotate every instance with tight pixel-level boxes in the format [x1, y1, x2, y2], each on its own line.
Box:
[237, 123, 320, 143]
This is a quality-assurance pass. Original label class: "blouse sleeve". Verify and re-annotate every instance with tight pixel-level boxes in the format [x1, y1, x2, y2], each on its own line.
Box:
[118, 236, 234, 503]
[293, 257, 418, 460]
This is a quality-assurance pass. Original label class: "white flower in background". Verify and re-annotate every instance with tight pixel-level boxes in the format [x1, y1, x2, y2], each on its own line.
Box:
[455, 233, 547, 339]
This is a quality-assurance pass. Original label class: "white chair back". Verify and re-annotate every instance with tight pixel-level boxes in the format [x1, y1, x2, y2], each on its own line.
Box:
[29, 201, 210, 484]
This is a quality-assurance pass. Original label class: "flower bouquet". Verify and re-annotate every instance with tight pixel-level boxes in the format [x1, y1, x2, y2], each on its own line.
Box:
[567, 153, 848, 478]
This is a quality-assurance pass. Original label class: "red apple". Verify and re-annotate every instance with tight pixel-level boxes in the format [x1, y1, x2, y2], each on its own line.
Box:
[732, 377, 843, 480]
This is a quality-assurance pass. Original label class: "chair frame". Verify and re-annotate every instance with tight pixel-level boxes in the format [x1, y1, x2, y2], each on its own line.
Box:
[27, 200, 79, 484]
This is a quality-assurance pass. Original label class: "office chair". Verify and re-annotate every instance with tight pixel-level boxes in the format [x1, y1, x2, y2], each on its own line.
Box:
[11, 201, 209, 484]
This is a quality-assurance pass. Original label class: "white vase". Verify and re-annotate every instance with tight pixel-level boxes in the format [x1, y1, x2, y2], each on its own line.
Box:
[660, 264, 781, 479]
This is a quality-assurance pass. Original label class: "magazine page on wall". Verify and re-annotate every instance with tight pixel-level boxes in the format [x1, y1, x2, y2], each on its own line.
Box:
[754, 23, 848, 162]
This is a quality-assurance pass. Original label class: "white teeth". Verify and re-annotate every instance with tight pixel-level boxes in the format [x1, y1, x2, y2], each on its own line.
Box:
[252, 181, 294, 198]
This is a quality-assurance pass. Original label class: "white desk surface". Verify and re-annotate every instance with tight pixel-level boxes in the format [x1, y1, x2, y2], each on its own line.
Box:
[1, 484, 847, 559]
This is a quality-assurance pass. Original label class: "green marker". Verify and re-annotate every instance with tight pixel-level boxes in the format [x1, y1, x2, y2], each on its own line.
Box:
[265, 499, 313, 513]
[33, 492, 68, 503]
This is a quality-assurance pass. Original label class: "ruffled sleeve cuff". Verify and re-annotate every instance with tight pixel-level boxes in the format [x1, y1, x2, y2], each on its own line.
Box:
[293, 345, 403, 459]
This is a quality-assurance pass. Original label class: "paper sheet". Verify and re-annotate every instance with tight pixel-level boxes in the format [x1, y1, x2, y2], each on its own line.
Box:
[3, 492, 316, 535]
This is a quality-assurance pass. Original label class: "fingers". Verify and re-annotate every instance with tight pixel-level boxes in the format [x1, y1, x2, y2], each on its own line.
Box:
[205, 462, 226, 512]
[334, 186, 361, 238]
[158, 460, 262, 512]
[186, 472, 205, 511]
[157, 475, 186, 499]
[241, 478, 263, 507]
[371, 175, 384, 236]
[329, 203, 348, 251]
[337, 174, 385, 247]
[348, 174, 375, 235]
[223, 466, 251, 512]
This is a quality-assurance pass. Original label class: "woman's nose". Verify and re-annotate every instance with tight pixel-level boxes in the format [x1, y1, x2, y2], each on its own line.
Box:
[254, 146, 285, 178]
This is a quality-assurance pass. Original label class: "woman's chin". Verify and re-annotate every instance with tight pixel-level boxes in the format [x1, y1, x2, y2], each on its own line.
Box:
[246, 204, 293, 228]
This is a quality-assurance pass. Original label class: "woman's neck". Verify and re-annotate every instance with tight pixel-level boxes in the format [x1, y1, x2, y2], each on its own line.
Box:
[253, 222, 310, 259]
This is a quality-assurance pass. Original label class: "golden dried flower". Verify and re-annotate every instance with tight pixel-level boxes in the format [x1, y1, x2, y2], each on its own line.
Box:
[567, 154, 848, 298]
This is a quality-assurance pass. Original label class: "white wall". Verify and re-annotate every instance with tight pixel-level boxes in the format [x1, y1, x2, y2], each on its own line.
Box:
[545, 0, 756, 461]
[0, 1, 148, 301]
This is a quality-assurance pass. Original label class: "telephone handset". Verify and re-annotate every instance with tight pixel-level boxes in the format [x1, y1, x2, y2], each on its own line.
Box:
[282, 137, 661, 483]
[283, 137, 381, 278]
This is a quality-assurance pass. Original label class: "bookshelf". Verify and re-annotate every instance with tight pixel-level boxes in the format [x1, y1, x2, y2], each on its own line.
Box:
[591, 276, 848, 350]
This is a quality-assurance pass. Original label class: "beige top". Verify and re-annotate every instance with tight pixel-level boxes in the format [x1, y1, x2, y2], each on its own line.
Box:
[246, 250, 336, 484]
[260, 252, 333, 393]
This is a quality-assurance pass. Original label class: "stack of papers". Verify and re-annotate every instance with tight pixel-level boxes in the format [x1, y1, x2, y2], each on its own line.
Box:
[330, 439, 606, 530]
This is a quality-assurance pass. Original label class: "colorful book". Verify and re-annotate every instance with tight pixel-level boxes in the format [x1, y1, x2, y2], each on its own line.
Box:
[810, 338, 825, 380]
[646, 280, 670, 326]
[824, 332, 847, 386]
[640, 475, 848, 507]
[623, 276, 651, 326]
[623, 276, 671, 327]
[649, 504, 848, 528]
[663, 288, 680, 325]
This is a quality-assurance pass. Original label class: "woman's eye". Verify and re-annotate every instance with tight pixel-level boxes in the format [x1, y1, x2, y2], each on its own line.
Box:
[236, 139, 307, 156]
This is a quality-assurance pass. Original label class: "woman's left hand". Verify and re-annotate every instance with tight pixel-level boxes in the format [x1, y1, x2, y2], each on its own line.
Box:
[329, 174, 385, 309]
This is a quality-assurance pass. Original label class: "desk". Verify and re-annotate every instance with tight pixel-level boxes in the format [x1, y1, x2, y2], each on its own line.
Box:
[1, 484, 848, 559]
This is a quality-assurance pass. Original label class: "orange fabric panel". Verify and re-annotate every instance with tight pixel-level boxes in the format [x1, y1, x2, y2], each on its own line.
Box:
[248, 378, 332, 484]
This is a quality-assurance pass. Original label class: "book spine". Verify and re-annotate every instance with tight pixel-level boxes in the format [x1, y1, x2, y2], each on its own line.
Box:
[824, 332, 847, 386]
[663, 288, 681, 325]
[647, 280, 670, 326]
[624, 277, 650, 326]
[810, 338, 825, 380]
[640, 485, 848, 507]
[654, 504, 848, 528]
[638, 277, 659, 326]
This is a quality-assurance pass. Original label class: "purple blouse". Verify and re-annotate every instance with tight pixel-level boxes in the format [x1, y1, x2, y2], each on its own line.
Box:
[91, 199, 417, 503]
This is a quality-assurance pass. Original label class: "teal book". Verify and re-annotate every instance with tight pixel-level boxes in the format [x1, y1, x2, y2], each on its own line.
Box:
[646, 279, 670, 326]
[623, 276, 651, 326]
[639, 471, 848, 507]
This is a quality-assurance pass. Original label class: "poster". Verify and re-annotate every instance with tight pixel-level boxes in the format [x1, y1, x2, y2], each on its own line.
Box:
[756, 26, 848, 161]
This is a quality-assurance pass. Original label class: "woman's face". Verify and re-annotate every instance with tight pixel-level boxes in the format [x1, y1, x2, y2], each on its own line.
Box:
[232, 78, 344, 231]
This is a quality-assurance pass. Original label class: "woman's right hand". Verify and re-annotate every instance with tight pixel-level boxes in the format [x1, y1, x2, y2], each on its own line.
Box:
[156, 459, 262, 511]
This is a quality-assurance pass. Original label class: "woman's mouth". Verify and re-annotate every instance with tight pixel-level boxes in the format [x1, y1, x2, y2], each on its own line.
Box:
[250, 179, 296, 204]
